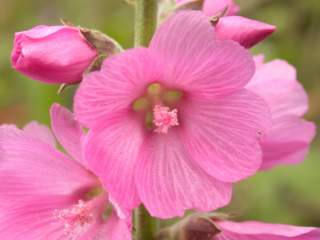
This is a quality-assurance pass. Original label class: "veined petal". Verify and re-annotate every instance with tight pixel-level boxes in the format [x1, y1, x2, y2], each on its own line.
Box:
[247, 59, 315, 169]
[83, 111, 143, 213]
[247, 59, 308, 118]
[203, 0, 240, 16]
[150, 11, 255, 99]
[74, 48, 161, 128]
[215, 220, 320, 239]
[0, 125, 98, 239]
[50, 103, 83, 162]
[136, 131, 232, 218]
[0, 196, 74, 240]
[216, 16, 276, 48]
[181, 89, 271, 182]
[260, 116, 316, 170]
[23, 121, 56, 147]
[0, 125, 97, 204]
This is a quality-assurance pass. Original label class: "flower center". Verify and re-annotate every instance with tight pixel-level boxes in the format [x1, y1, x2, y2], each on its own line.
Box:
[132, 83, 183, 133]
[153, 105, 179, 133]
[54, 200, 93, 237]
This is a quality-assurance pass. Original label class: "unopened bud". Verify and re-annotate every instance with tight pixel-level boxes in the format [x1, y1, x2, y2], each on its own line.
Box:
[156, 214, 221, 240]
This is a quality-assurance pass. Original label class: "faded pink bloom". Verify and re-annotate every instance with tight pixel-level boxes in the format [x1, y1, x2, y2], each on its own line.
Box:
[176, 0, 275, 48]
[0, 104, 131, 240]
[247, 56, 316, 170]
[213, 220, 320, 239]
[75, 11, 271, 218]
[11, 25, 97, 84]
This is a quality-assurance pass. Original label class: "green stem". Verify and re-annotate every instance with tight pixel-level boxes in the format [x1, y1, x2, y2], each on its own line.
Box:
[133, 1, 158, 239]
[135, 205, 157, 240]
[134, 0, 158, 47]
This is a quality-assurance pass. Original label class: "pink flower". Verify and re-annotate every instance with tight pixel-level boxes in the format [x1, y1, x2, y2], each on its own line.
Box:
[11, 25, 97, 84]
[176, 0, 240, 16]
[247, 56, 316, 170]
[75, 11, 271, 218]
[176, 0, 275, 48]
[0, 104, 131, 239]
[213, 220, 320, 239]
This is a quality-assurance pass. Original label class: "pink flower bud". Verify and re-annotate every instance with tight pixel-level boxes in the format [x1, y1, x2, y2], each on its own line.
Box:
[215, 16, 276, 48]
[11, 25, 98, 84]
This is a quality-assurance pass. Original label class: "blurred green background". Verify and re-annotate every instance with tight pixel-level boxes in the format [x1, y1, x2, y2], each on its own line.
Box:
[0, 0, 319, 227]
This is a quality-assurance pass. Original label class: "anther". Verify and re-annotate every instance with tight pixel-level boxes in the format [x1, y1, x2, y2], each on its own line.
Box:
[153, 105, 179, 134]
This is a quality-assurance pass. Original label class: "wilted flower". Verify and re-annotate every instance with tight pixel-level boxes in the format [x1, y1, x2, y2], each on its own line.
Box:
[0, 104, 131, 239]
[11, 25, 97, 84]
[75, 11, 271, 218]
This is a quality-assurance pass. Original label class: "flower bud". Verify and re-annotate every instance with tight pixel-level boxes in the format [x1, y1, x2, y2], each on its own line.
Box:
[11, 25, 98, 84]
[156, 214, 221, 240]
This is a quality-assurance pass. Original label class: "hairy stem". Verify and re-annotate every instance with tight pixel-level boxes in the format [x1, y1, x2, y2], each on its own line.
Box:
[135, 205, 158, 240]
[133, 1, 158, 239]
[134, 0, 158, 47]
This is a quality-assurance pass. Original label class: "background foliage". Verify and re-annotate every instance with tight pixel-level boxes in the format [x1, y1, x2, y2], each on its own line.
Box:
[0, 0, 319, 227]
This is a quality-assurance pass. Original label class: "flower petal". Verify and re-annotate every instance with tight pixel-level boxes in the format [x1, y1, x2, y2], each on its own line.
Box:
[260, 116, 316, 170]
[0, 196, 74, 240]
[83, 111, 143, 213]
[74, 48, 161, 128]
[136, 131, 232, 218]
[215, 220, 320, 239]
[203, 0, 240, 16]
[12, 26, 97, 84]
[247, 59, 308, 118]
[150, 11, 255, 98]
[50, 103, 83, 162]
[0, 125, 97, 239]
[0, 125, 97, 203]
[181, 89, 271, 182]
[216, 16, 276, 48]
[23, 121, 56, 147]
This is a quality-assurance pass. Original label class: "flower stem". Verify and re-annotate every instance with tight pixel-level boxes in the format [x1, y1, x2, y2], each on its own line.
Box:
[135, 205, 157, 240]
[133, 1, 158, 239]
[134, 0, 158, 47]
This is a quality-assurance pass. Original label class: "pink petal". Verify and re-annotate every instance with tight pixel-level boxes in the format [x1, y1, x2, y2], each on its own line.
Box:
[0, 125, 97, 203]
[216, 16, 276, 48]
[83, 111, 143, 213]
[176, 0, 239, 16]
[14, 25, 68, 38]
[50, 103, 83, 162]
[12, 26, 97, 84]
[215, 220, 320, 239]
[102, 211, 131, 240]
[247, 59, 308, 118]
[77, 197, 132, 240]
[260, 116, 316, 170]
[203, 0, 240, 16]
[0, 196, 74, 239]
[23, 121, 56, 147]
[181, 89, 271, 182]
[247, 59, 315, 169]
[136, 131, 232, 218]
[74, 48, 161, 128]
[150, 11, 255, 99]
[0, 125, 98, 239]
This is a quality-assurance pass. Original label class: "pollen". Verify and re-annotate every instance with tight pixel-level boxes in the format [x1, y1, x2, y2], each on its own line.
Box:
[153, 105, 179, 134]
[54, 200, 93, 237]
